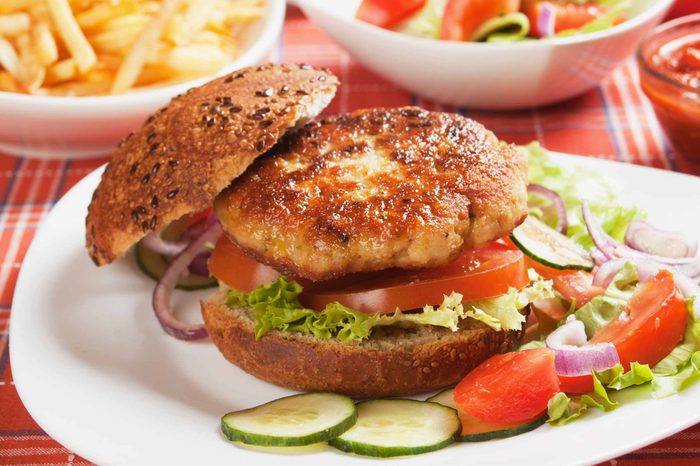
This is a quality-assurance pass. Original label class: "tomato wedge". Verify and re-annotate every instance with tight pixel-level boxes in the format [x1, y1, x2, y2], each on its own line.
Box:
[454, 348, 560, 424]
[356, 0, 426, 29]
[441, 0, 521, 41]
[590, 270, 688, 368]
[300, 242, 529, 313]
[208, 235, 280, 292]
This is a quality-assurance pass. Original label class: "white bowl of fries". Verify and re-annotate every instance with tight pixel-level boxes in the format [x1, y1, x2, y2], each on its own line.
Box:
[0, 0, 284, 159]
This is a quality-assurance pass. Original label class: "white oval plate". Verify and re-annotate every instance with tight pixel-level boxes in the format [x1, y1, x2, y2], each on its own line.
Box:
[10, 153, 700, 466]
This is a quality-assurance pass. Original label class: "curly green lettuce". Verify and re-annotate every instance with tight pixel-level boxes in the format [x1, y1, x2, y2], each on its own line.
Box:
[225, 275, 553, 342]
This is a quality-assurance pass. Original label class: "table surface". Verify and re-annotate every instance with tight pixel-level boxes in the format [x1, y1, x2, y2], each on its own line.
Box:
[2, 6, 700, 466]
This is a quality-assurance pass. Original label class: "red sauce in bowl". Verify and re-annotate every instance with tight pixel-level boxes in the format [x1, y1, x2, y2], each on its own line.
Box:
[638, 16, 700, 172]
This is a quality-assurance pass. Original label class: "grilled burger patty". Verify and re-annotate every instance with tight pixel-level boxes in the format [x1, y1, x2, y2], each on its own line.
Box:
[215, 107, 528, 281]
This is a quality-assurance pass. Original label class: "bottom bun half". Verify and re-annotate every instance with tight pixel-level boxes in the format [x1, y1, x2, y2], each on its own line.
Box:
[201, 290, 525, 398]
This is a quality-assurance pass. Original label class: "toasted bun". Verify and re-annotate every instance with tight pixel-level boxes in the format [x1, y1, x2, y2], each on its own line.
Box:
[201, 290, 524, 398]
[86, 63, 339, 265]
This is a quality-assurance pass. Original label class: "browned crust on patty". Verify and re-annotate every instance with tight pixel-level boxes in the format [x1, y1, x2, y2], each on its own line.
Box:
[86, 63, 338, 265]
[215, 107, 528, 281]
[201, 290, 524, 397]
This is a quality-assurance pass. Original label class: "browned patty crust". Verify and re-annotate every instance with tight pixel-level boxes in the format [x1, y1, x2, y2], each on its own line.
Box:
[86, 63, 339, 265]
[215, 107, 528, 281]
[201, 290, 525, 397]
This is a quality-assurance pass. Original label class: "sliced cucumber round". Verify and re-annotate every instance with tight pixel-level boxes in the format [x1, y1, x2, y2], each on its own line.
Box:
[511, 216, 594, 271]
[329, 399, 459, 457]
[427, 388, 545, 442]
[221, 393, 357, 447]
[134, 243, 217, 291]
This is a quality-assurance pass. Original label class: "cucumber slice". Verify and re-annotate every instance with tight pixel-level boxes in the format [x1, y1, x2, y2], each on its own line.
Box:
[221, 393, 357, 447]
[329, 399, 459, 457]
[427, 388, 546, 442]
[134, 243, 217, 291]
[510, 216, 594, 271]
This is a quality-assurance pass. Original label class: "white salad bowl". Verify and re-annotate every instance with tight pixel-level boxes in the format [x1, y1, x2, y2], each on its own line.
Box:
[294, 0, 673, 109]
[0, 0, 285, 160]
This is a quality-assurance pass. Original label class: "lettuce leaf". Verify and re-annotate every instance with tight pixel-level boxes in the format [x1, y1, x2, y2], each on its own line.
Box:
[522, 142, 644, 249]
[225, 275, 553, 342]
[652, 352, 700, 399]
[574, 262, 639, 337]
[547, 371, 618, 426]
[393, 0, 447, 39]
[598, 362, 654, 390]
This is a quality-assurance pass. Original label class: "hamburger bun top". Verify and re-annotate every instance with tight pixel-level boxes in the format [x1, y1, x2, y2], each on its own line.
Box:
[86, 63, 339, 265]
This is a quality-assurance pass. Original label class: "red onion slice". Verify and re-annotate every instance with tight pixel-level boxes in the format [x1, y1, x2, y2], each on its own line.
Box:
[141, 233, 189, 256]
[188, 251, 212, 277]
[581, 201, 699, 267]
[546, 318, 620, 377]
[152, 222, 222, 340]
[625, 220, 697, 259]
[537, 3, 556, 37]
[546, 319, 588, 348]
[528, 184, 568, 234]
[554, 343, 620, 377]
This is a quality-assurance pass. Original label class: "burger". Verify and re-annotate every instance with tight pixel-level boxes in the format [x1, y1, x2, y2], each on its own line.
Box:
[86, 63, 552, 398]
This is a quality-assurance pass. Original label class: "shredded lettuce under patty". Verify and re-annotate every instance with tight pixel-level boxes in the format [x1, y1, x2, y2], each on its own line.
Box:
[225, 275, 553, 342]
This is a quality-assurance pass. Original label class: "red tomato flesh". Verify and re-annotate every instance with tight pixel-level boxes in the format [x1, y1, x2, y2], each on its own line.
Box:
[590, 270, 688, 368]
[356, 0, 426, 29]
[523, 256, 604, 307]
[558, 374, 594, 394]
[300, 242, 529, 313]
[441, 0, 521, 41]
[454, 348, 560, 424]
[208, 235, 280, 293]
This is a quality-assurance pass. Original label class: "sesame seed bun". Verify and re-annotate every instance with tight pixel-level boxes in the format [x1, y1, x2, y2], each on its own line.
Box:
[86, 63, 339, 265]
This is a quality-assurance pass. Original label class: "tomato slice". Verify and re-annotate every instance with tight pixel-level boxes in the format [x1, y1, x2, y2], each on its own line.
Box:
[454, 348, 560, 424]
[531, 297, 568, 334]
[299, 242, 529, 313]
[208, 235, 280, 292]
[590, 270, 688, 368]
[522, 1, 619, 38]
[356, 0, 426, 29]
[441, 0, 521, 41]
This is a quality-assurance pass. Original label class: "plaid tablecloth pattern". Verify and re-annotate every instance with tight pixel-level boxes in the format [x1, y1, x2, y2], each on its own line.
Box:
[1, 6, 699, 466]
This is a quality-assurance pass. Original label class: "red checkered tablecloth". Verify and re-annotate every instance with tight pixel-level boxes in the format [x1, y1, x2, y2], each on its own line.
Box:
[1, 6, 699, 466]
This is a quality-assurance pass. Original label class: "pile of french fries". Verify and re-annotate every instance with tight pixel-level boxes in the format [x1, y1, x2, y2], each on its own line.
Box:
[0, 0, 264, 96]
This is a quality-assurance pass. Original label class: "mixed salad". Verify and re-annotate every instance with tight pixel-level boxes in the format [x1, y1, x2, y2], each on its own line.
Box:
[355, 0, 631, 42]
[135, 144, 700, 457]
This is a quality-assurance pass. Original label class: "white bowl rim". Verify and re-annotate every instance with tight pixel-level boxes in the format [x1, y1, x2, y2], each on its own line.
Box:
[299, 0, 674, 49]
[0, 0, 285, 109]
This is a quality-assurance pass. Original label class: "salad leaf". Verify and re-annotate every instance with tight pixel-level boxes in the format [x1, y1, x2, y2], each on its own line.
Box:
[226, 276, 553, 342]
[574, 262, 638, 337]
[547, 371, 618, 426]
[393, 0, 447, 39]
[651, 352, 700, 399]
[522, 142, 644, 249]
[598, 362, 654, 390]
[473, 12, 530, 42]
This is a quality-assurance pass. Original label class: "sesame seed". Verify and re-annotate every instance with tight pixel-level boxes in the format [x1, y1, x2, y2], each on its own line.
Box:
[151, 163, 160, 176]
[130, 163, 138, 174]
[300, 64, 311, 70]
[296, 90, 308, 96]
[149, 142, 159, 153]
[224, 76, 233, 83]
[255, 139, 266, 151]
[229, 106, 242, 113]
[151, 196, 159, 208]
[142, 174, 150, 184]
[146, 132, 156, 143]
[167, 188, 179, 199]
[149, 216, 157, 229]
[317, 75, 327, 82]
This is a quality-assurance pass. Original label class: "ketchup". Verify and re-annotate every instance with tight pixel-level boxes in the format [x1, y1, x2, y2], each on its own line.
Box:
[638, 18, 700, 173]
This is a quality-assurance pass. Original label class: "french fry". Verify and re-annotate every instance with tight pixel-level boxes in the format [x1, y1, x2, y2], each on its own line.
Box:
[0, 13, 31, 35]
[0, 70, 18, 92]
[45, 57, 76, 84]
[0, 0, 264, 95]
[110, 0, 183, 94]
[46, 0, 97, 73]
[0, 37, 20, 78]
[0, 0, 39, 15]
[32, 21, 58, 66]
